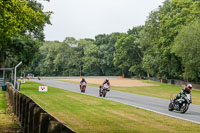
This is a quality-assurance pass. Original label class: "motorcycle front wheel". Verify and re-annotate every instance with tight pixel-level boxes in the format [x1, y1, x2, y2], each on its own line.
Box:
[103, 90, 106, 97]
[168, 102, 174, 111]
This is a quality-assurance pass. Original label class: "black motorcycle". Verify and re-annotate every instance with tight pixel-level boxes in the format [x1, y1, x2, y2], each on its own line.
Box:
[168, 94, 191, 114]
[99, 83, 109, 97]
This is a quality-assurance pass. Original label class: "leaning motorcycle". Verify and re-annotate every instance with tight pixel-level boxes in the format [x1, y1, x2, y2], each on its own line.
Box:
[80, 82, 87, 93]
[168, 94, 191, 114]
[99, 83, 109, 97]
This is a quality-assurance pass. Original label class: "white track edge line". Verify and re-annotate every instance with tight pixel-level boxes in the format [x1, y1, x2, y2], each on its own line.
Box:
[112, 100, 200, 125]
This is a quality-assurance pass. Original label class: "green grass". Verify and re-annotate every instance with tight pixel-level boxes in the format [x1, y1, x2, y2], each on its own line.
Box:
[0, 91, 20, 132]
[20, 81, 200, 133]
[58, 79, 200, 105]
[0, 91, 7, 111]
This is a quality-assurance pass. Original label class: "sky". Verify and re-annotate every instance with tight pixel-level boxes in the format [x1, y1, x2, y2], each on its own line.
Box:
[39, 0, 165, 42]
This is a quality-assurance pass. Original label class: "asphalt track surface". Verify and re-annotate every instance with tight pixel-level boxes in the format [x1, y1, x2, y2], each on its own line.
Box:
[32, 79, 200, 124]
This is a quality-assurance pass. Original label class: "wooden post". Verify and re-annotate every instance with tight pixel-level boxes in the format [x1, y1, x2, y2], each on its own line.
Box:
[28, 102, 36, 133]
[48, 121, 61, 133]
[33, 106, 41, 133]
[39, 113, 49, 133]
[19, 93, 24, 121]
[13, 91, 16, 114]
[23, 98, 31, 133]
[21, 96, 27, 127]
[48, 121, 74, 133]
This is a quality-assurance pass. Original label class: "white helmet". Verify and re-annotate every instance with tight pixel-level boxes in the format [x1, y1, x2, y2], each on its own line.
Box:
[187, 84, 192, 89]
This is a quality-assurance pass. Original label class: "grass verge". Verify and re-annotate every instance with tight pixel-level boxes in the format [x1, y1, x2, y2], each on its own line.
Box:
[20, 81, 200, 133]
[0, 91, 20, 133]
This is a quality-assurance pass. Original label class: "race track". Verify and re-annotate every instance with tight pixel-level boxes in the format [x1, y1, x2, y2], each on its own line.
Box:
[31, 79, 200, 124]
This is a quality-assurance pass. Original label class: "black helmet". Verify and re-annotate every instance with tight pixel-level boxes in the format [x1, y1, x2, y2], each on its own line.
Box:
[105, 78, 109, 82]
[82, 78, 85, 81]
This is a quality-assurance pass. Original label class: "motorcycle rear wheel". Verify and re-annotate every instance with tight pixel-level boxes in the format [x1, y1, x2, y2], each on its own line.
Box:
[99, 89, 102, 97]
[180, 103, 189, 114]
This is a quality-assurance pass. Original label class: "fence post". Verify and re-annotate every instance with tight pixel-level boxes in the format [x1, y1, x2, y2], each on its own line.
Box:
[20, 95, 27, 128]
[8, 86, 11, 104]
[48, 121, 62, 133]
[33, 106, 42, 133]
[39, 113, 49, 133]
[13, 91, 16, 114]
[23, 98, 32, 133]
[19, 93, 24, 121]
[28, 102, 36, 133]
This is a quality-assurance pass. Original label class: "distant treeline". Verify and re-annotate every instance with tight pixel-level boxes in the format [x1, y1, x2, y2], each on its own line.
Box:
[5, 0, 200, 82]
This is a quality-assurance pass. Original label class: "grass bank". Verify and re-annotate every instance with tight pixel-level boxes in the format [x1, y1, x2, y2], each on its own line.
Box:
[0, 91, 20, 132]
[20, 81, 200, 132]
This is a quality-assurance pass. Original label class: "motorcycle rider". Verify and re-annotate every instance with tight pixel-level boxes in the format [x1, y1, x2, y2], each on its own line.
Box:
[80, 78, 87, 89]
[100, 78, 111, 91]
[174, 84, 192, 103]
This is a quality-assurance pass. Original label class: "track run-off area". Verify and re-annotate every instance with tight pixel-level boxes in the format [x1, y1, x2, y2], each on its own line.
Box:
[31, 79, 200, 125]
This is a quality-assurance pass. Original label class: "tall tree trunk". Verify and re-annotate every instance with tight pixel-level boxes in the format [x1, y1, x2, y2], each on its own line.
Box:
[0, 52, 6, 68]
[147, 72, 150, 79]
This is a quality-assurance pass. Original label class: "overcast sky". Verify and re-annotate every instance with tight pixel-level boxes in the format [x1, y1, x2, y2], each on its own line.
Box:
[39, 0, 165, 42]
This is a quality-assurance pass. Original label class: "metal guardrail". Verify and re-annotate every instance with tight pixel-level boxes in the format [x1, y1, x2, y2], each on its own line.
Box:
[132, 76, 200, 89]
[0, 78, 4, 86]
[31, 76, 121, 79]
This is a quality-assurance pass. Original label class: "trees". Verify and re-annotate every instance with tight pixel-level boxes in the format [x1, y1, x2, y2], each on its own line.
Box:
[95, 33, 121, 76]
[157, 0, 200, 79]
[25, 0, 200, 82]
[172, 20, 200, 81]
[83, 42, 100, 75]
[113, 31, 143, 77]
[0, 0, 51, 68]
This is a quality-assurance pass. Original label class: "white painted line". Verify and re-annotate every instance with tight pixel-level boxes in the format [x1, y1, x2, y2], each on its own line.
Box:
[111, 100, 200, 125]
[83, 91, 200, 124]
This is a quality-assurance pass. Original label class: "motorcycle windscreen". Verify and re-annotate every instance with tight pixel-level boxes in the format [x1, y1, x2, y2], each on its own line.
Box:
[104, 83, 109, 89]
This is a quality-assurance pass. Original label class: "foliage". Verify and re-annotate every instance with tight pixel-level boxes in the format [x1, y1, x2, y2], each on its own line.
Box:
[157, 0, 200, 79]
[172, 20, 200, 81]
[30, 34, 122, 76]
[83, 42, 100, 75]
[94, 33, 121, 76]
[0, 0, 52, 68]
[26, 0, 200, 82]
[114, 29, 143, 77]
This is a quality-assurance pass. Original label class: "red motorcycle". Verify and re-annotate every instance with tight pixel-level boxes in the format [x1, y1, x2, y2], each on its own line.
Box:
[80, 82, 87, 93]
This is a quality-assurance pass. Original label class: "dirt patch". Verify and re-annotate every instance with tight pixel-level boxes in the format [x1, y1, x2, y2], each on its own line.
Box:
[62, 78, 157, 87]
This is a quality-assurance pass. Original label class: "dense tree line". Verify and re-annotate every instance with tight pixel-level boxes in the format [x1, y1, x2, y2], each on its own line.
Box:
[29, 0, 200, 82]
[2, 0, 200, 82]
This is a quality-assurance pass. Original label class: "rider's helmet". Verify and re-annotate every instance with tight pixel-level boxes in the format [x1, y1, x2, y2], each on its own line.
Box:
[105, 78, 109, 82]
[187, 84, 192, 91]
[82, 78, 85, 81]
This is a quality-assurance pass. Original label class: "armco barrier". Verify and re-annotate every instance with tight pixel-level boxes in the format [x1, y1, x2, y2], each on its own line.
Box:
[6, 82, 75, 133]
[132, 76, 200, 89]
